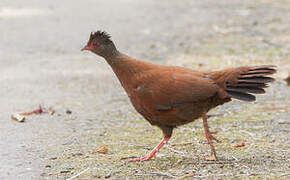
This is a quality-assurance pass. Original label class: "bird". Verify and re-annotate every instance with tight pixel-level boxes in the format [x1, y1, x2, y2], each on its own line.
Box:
[81, 31, 277, 162]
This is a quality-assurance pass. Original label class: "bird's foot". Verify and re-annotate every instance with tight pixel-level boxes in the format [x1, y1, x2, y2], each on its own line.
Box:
[210, 149, 218, 161]
[205, 155, 217, 161]
[205, 131, 218, 160]
[128, 136, 170, 162]
[202, 112, 218, 161]
[208, 132, 220, 143]
[129, 152, 156, 162]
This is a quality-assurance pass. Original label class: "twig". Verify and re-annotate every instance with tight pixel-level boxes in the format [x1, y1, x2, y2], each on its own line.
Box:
[207, 114, 223, 118]
[150, 172, 176, 178]
[135, 172, 175, 178]
[21, 105, 43, 115]
[278, 122, 290, 124]
[279, 173, 290, 177]
[238, 130, 255, 137]
[169, 142, 194, 146]
[232, 156, 239, 161]
[241, 165, 250, 169]
[120, 156, 138, 160]
[194, 172, 263, 178]
[66, 167, 90, 180]
[166, 146, 186, 155]
[176, 173, 195, 180]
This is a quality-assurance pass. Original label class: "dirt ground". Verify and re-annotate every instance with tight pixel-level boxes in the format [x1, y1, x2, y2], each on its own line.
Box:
[0, 0, 289, 179]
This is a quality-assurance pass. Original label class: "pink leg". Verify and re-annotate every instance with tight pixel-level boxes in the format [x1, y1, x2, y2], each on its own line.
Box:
[202, 112, 218, 160]
[129, 136, 171, 162]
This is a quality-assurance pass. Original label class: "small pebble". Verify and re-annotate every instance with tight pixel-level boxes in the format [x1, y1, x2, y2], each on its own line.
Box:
[11, 113, 26, 122]
[66, 110, 72, 114]
[40, 172, 47, 176]
[104, 172, 111, 178]
[230, 139, 236, 143]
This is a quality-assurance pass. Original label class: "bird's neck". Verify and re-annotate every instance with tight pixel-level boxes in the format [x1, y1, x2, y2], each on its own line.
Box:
[106, 52, 154, 73]
[105, 53, 156, 90]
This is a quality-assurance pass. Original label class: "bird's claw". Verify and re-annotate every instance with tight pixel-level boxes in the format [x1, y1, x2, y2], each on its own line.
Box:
[208, 133, 220, 143]
[129, 155, 153, 162]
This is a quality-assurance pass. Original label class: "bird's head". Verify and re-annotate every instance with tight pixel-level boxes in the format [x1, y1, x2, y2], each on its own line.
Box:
[81, 31, 117, 58]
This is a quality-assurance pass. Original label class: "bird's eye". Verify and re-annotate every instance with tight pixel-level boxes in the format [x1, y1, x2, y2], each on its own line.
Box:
[93, 42, 100, 47]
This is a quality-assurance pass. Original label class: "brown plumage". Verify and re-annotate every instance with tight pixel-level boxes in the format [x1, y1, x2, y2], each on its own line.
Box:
[81, 31, 277, 161]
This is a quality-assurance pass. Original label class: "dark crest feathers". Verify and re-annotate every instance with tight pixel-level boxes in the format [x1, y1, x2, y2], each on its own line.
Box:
[88, 30, 112, 44]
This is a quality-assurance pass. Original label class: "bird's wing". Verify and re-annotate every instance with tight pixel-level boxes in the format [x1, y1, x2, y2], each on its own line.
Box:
[135, 69, 219, 110]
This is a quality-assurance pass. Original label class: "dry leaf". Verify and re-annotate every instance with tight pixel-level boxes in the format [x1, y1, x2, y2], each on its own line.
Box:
[205, 156, 216, 161]
[232, 142, 245, 147]
[92, 146, 108, 154]
[11, 113, 26, 122]
[48, 107, 55, 115]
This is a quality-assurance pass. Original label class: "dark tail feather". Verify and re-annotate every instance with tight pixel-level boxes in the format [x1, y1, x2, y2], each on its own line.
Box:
[226, 65, 276, 102]
[238, 76, 275, 83]
[227, 91, 256, 102]
[227, 86, 265, 94]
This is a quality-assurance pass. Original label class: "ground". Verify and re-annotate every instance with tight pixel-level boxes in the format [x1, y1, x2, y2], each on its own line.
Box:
[0, 0, 289, 179]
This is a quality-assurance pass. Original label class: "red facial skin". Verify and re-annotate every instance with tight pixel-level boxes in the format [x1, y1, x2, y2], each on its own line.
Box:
[81, 41, 99, 51]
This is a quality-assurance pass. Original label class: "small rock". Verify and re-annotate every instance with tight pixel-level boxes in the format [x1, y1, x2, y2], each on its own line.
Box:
[66, 109, 72, 114]
[269, 139, 275, 143]
[93, 175, 101, 178]
[45, 165, 51, 168]
[284, 75, 290, 86]
[230, 139, 236, 143]
[198, 63, 204, 67]
[150, 44, 156, 49]
[177, 159, 183, 164]
[252, 21, 258, 26]
[40, 172, 47, 176]
[104, 172, 111, 178]
[200, 169, 209, 174]
[155, 153, 165, 158]
[61, 164, 74, 170]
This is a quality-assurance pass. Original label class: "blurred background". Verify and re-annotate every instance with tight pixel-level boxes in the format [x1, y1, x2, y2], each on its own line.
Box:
[0, 0, 289, 179]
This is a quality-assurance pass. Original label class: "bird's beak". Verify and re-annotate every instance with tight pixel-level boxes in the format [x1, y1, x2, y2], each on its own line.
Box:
[81, 45, 92, 51]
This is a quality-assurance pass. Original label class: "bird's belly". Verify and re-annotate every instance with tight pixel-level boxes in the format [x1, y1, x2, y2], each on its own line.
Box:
[155, 103, 206, 126]
[129, 94, 208, 126]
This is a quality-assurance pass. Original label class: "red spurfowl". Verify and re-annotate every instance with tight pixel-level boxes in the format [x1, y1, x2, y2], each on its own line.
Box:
[81, 31, 276, 162]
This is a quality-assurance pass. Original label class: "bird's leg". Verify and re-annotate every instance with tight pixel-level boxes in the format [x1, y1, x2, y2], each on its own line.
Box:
[129, 136, 171, 162]
[203, 114, 220, 142]
[202, 112, 218, 160]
